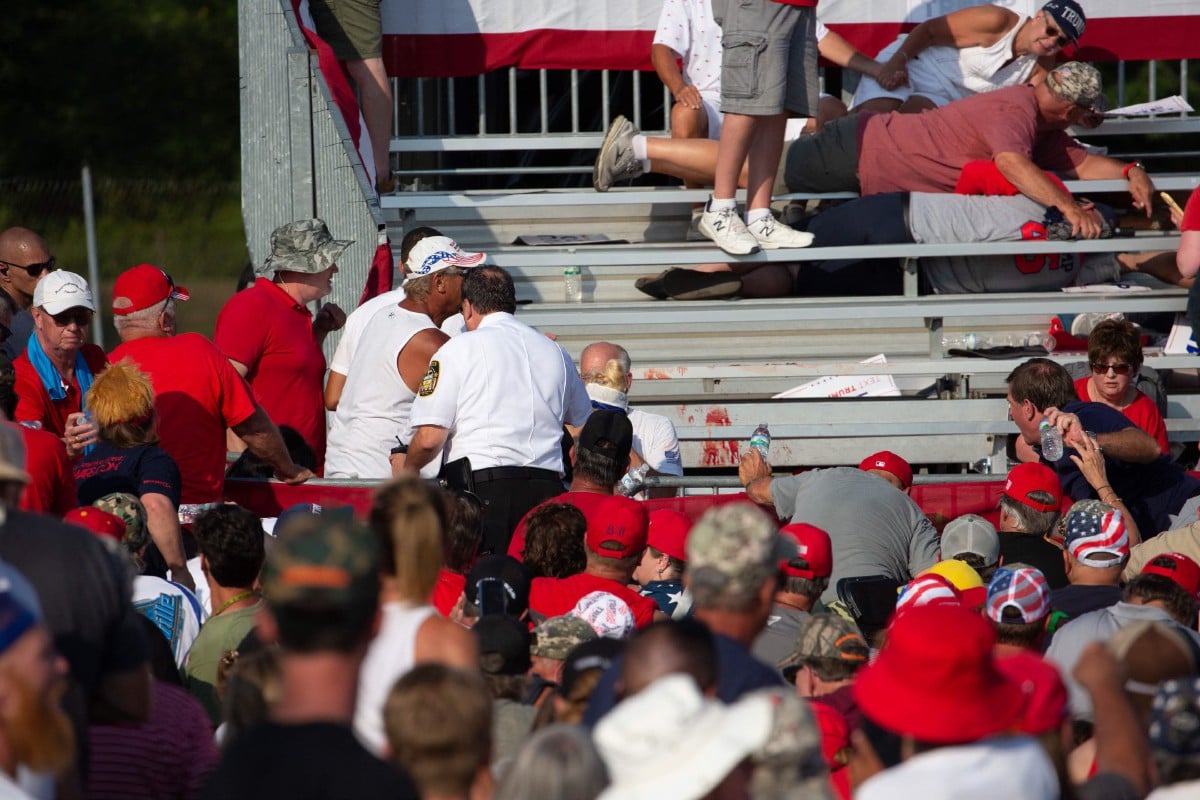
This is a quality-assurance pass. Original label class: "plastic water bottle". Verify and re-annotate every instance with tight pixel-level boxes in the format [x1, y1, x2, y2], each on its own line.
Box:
[563, 266, 582, 303]
[1039, 420, 1064, 462]
[749, 423, 771, 460]
[618, 464, 651, 497]
[942, 332, 1056, 351]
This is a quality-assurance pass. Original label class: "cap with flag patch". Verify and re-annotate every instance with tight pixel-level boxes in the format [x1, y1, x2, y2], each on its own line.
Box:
[112, 264, 190, 316]
[403, 236, 486, 282]
[1063, 500, 1129, 567]
[778, 523, 832, 580]
[986, 566, 1051, 624]
[1002, 463, 1062, 512]
[859, 450, 912, 490]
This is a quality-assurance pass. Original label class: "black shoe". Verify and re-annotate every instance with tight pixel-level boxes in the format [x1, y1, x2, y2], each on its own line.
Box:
[635, 269, 673, 299]
[662, 269, 742, 300]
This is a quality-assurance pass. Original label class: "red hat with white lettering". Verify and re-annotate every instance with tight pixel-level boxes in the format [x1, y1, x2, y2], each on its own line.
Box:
[859, 451, 913, 490]
[585, 495, 649, 560]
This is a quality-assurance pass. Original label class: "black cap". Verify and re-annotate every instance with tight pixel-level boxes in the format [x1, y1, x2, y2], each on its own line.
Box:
[560, 637, 625, 696]
[1042, 0, 1086, 44]
[465, 555, 532, 618]
[474, 616, 532, 675]
[578, 410, 633, 460]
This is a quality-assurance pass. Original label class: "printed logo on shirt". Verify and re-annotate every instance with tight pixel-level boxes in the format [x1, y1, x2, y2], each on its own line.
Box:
[419, 361, 440, 396]
[663, 449, 682, 466]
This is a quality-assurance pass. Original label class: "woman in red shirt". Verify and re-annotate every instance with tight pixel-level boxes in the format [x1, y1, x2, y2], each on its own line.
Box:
[1074, 318, 1168, 455]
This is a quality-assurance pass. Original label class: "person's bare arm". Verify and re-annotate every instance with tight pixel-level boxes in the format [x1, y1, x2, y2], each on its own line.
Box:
[231, 407, 314, 483]
[414, 615, 479, 670]
[1173, 203, 1200, 277]
[738, 450, 774, 506]
[1117, 250, 1193, 287]
[875, 5, 1016, 88]
[1046, 406, 1161, 464]
[405, 425, 449, 472]
[397, 329, 451, 394]
[817, 29, 883, 79]
[227, 358, 249, 378]
[1068, 434, 1142, 546]
[650, 44, 701, 110]
[1073, 642, 1153, 796]
[140, 492, 195, 590]
[312, 302, 346, 348]
[994, 151, 1104, 238]
[1067, 151, 1157, 218]
[324, 370, 347, 411]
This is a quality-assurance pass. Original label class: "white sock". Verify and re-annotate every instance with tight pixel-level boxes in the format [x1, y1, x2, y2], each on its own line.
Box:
[746, 207, 772, 225]
[631, 134, 648, 160]
[707, 196, 736, 213]
[639, 158, 652, 173]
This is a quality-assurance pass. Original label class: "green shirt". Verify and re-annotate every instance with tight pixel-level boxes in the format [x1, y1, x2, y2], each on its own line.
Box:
[185, 600, 262, 724]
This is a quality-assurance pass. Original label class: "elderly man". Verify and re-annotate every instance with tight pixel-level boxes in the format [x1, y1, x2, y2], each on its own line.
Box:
[579, 341, 682, 496]
[406, 266, 592, 553]
[598, 62, 1156, 240]
[325, 236, 483, 479]
[0, 227, 57, 359]
[0, 561, 74, 798]
[109, 264, 312, 503]
[997, 462, 1069, 587]
[13, 270, 104, 457]
[215, 219, 350, 473]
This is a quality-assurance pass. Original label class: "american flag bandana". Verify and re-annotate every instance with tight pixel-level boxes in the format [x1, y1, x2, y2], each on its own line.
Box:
[1064, 501, 1129, 566]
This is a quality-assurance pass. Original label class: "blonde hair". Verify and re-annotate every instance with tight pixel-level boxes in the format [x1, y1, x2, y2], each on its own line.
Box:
[583, 358, 628, 390]
[85, 359, 158, 447]
[369, 475, 447, 601]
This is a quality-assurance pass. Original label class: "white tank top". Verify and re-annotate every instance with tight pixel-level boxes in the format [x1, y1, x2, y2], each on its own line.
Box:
[354, 601, 437, 755]
[904, 19, 1036, 105]
[324, 305, 436, 479]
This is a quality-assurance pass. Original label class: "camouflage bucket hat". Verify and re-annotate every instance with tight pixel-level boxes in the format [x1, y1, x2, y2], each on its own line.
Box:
[93, 492, 149, 552]
[261, 514, 380, 616]
[260, 218, 354, 276]
[778, 613, 870, 676]
[686, 503, 790, 600]
[1047, 61, 1105, 111]
[532, 614, 598, 660]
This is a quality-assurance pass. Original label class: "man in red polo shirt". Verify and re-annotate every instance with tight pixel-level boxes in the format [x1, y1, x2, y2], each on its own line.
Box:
[528, 494, 660, 629]
[110, 264, 313, 503]
[214, 219, 350, 472]
[13, 271, 106, 457]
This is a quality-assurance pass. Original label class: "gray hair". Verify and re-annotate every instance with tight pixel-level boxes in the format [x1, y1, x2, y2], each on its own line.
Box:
[999, 493, 1059, 536]
[112, 297, 174, 333]
[403, 273, 435, 302]
[494, 724, 609, 800]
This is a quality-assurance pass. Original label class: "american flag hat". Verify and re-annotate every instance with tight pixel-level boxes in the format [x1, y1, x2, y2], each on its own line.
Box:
[985, 566, 1051, 624]
[895, 573, 963, 616]
[1063, 499, 1130, 567]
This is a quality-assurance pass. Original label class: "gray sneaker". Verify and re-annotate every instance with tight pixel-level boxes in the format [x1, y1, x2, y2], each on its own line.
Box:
[685, 207, 706, 241]
[593, 116, 644, 192]
[698, 206, 760, 255]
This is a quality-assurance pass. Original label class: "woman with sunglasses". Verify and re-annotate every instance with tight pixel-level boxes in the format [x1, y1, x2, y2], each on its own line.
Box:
[12, 271, 106, 459]
[1074, 318, 1169, 456]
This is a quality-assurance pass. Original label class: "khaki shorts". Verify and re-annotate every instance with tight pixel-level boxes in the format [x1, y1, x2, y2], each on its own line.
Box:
[308, 0, 383, 61]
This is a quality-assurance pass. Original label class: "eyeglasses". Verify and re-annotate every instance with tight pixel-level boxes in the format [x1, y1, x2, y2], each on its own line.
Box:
[1043, 21, 1070, 48]
[0, 256, 55, 279]
[1091, 361, 1134, 376]
[50, 309, 92, 328]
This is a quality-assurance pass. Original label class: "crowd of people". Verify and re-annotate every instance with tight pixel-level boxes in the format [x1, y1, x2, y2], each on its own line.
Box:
[2, 0, 1200, 796]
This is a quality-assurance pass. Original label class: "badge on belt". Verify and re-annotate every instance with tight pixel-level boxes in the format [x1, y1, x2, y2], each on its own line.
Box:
[419, 361, 440, 396]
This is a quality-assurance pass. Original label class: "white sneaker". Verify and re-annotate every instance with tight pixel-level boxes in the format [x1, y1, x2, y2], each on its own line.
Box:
[698, 206, 760, 255]
[747, 215, 814, 249]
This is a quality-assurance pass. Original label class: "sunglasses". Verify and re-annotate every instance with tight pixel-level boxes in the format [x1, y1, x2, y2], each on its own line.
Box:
[50, 309, 93, 328]
[0, 256, 56, 279]
[1091, 361, 1134, 376]
[1043, 21, 1071, 48]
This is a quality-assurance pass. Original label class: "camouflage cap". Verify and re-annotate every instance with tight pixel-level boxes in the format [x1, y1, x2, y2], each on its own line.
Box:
[260, 218, 353, 276]
[261, 513, 380, 617]
[93, 492, 149, 552]
[532, 614, 598, 660]
[686, 503, 790, 602]
[778, 613, 870, 675]
[1047, 62, 1105, 111]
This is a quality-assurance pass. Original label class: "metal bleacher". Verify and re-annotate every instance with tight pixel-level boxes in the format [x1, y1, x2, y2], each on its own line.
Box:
[380, 65, 1200, 473]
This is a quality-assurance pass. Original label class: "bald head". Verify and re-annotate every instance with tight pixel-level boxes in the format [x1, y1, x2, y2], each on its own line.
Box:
[618, 619, 716, 699]
[0, 228, 52, 309]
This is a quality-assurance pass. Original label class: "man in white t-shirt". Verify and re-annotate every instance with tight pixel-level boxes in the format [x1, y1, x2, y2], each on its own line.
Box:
[579, 341, 683, 497]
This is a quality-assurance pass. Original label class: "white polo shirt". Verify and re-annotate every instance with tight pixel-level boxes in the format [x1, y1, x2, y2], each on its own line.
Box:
[628, 407, 684, 476]
[409, 312, 592, 473]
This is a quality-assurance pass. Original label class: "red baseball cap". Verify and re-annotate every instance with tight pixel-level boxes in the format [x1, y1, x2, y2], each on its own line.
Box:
[779, 522, 833, 580]
[585, 495, 649, 560]
[647, 509, 690, 563]
[1141, 552, 1200, 598]
[859, 451, 913, 490]
[995, 651, 1068, 736]
[64, 507, 126, 541]
[1002, 463, 1062, 512]
[112, 264, 191, 316]
[854, 604, 1022, 744]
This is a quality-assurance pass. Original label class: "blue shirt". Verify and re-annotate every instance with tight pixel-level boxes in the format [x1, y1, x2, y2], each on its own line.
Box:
[74, 441, 182, 507]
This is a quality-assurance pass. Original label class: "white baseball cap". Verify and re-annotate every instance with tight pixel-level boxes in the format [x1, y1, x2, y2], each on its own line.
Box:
[33, 271, 95, 315]
[403, 236, 485, 283]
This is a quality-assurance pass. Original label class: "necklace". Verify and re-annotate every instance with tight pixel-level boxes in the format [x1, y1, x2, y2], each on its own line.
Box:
[212, 590, 257, 618]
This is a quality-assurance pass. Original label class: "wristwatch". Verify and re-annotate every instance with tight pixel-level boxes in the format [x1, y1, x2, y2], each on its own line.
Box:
[1122, 161, 1146, 179]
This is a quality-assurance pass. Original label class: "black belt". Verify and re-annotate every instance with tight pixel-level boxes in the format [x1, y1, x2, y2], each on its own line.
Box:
[472, 466, 560, 483]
